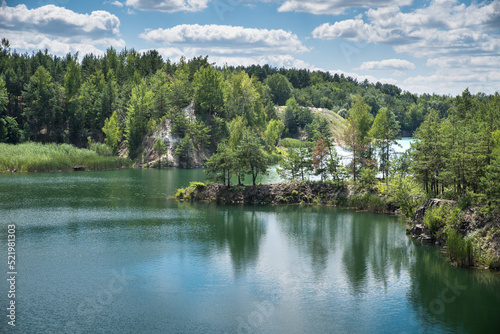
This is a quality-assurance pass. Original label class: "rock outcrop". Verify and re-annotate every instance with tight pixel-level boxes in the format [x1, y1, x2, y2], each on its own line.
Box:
[407, 198, 456, 244]
[407, 198, 500, 269]
[175, 182, 398, 214]
[140, 102, 209, 168]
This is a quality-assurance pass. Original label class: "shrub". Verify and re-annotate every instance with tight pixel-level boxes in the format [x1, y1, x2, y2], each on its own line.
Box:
[89, 142, 113, 156]
[189, 181, 206, 190]
[389, 176, 424, 217]
[423, 205, 448, 233]
[446, 229, 473, 267]
[174, 187, 186, 199]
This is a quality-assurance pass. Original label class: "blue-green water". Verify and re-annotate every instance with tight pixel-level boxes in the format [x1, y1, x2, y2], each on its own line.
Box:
[1, 168, 499, 334]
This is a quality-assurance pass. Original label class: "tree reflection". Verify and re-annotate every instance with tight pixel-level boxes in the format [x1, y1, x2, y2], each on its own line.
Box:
[406, 244, 500, 333]
[198, 205, 266, 276]
[277, 207, 413, 295]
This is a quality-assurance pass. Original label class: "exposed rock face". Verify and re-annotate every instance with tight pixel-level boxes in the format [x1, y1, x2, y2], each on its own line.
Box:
[140, 102, 209, 168]
[408, 198, 500, 269]
[178, 182, 346, 205]
[176, 182, 398, 214]
[407, 198, 456, 244]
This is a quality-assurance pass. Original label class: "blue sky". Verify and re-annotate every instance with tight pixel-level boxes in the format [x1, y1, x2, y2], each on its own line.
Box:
[1, 0, 499, 95]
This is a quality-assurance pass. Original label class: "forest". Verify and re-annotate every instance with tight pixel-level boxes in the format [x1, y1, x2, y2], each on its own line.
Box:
[0, 38, 499, 211]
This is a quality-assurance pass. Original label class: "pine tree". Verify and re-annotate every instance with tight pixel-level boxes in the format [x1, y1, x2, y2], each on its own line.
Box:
[193, 66, 223, 119]
[125, 80, 152, 159]
[341, 97, 373, 181]
[22, 66, 56, 142]
[370, 107, 400, 183]
[102, 111, 122, 154]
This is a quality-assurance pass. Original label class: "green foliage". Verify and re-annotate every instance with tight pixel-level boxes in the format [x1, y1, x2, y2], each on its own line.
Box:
[236, 130, 269, 185]
[102, 111, 122, 154]
[189, 181, 206, 190]
[312, 139, 329, 181]
[469, 228, 500, 268]
[189, 120, 211, 151]
[359, 166, 377, 189]
[305, 116, 331, 142]
[280, 138, 309, 148]
[410, 90, 500, 207]
[265, 73, 292, 106]
[348, 193, 387, 213]
[342, 96, 373, 181]
[0, 77, 7, 112]
[446, 229, 473, 267]
[174, 187, 186, 199]
[194, 65, 223, 117]
[174, 133, 194, 167]
[64, 56, 81, 101]
[389, 176, 423, 217]
[0, 116, 20, 144]
[168, 65, 192, 110]
[22, 66, 57, 142]
[264, 119, 285, 149]
[283, 97, 314, 138]
[370, 107, 400, 182]
[326, 146, 346, 183]
[224, 71, 263, 126]
[423, 205, 447, 234]
[125, 80, 152, 159]
[88, 142, 113, 156]
[277, 144, 312, 181]
[172, 111, 189, 138]
[153, 138, 167, 168]
[205, 141, 234, 186]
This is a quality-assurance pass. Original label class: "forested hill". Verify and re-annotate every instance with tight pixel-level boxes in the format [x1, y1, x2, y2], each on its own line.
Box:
[0, 39, 491, 160]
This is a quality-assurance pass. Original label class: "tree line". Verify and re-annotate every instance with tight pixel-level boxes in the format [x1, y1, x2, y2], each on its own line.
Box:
[1, 39, 499, 208]
[1, 38, 453, 154]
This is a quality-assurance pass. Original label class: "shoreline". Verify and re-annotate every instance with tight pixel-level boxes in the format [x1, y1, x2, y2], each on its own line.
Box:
[176, 181, 500, 270]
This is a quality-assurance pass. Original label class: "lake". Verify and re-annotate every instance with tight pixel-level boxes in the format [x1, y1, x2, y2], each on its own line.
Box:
[1, 168, 499, 333]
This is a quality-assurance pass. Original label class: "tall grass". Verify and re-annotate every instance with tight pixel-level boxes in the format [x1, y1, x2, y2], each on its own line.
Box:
[446, 229, 474, 267]
[347, 192, 387, 213]
[280, 138, 312, 148]
[0, 142, 130, 172]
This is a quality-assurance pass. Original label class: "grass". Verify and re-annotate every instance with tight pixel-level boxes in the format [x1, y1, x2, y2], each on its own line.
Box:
[0, 142, 131, 173]
[309, 107, 347, 141]
[446, 229, 474, 267]
[174, 182, 206, 200]
[280, 138, 312, 148]
[347, 192, 388, 213]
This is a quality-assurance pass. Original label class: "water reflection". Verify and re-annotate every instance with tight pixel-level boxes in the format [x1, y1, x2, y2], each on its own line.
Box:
[1, 169, 500, 334]
[407, 244, 500, 333]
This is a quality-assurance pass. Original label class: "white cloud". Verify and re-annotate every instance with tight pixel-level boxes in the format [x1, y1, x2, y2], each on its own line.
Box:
[277, 0, 412, 15]
[125, 0, 209, 13]
[359, 59, 415, 70]
[312, 0, 500, 57]
[139, 47, 184, 61]
[110, 1, 124, 7]
[0, 4, 121, 38]
[403, 69, 500, 95]
[426, 56, 500, 69]
[313, 0, 500, 94]
[0, 3, 124, 56]
[328, 69, 398, 86]
[140, 24, 309, 55]
[140, 24, 311, 70]
[142, 47, 313, 69]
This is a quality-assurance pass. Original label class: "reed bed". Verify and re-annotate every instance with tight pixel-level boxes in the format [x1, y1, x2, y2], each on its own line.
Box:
[0, 142, 130, 172]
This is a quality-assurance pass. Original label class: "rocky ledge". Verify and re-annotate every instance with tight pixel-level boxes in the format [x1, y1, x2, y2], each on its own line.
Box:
[407, 198, 500, 269]
[175, 182, 398, 213]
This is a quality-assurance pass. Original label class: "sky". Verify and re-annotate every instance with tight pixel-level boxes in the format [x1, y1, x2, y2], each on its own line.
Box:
[0, 0, 499, 95]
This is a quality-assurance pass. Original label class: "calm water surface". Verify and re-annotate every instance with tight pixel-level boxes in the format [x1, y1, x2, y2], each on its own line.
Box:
[1, 168, 499, 334]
